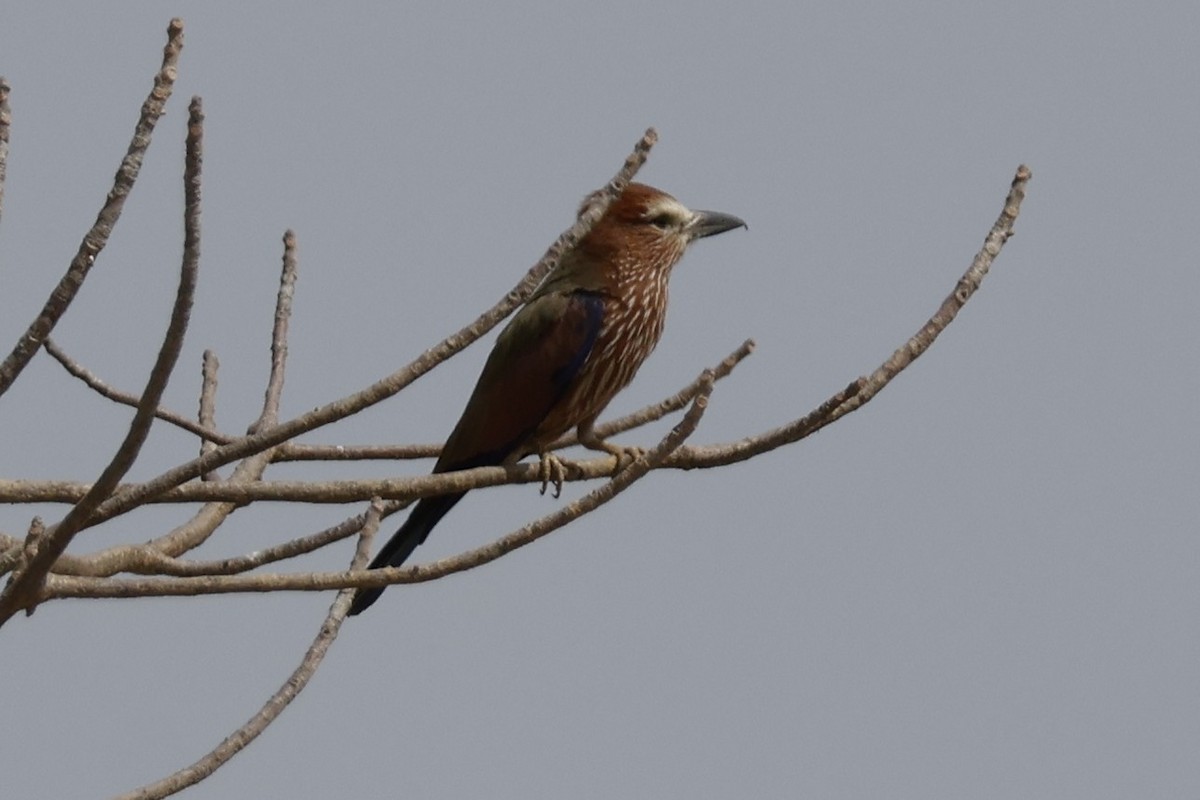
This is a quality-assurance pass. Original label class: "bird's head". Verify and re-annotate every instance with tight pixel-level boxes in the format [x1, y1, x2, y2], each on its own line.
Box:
[548, 183, 746, 294]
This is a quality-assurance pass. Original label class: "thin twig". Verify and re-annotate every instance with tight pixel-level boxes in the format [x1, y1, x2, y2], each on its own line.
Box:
[671, 164, 1033, 466]
[0, 88, 201, 624]
[110, 501, 382, 800]
[198, 350, 221, 476]
[133, 506, 393, 576]
[0, 75, 11, 225]
[45, 335, 232, 447]
[0, 19, 184, 398]
[275, 442, 442, 461]
[42, 338, 226, 442]
[251, 230, 298, 432]
[138, 223, 301, 561]
[33, 500, 399, 579]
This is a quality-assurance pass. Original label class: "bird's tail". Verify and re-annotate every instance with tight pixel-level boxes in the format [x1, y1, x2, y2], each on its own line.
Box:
[348, 491, 466, 615]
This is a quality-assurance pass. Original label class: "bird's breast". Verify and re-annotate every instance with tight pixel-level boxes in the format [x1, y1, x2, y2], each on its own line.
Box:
[565, 283, 668, 413]
[524, 282, 669, 454]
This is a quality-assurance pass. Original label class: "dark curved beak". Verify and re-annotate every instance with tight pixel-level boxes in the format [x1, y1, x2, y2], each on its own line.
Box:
[688, 209, 748, 241]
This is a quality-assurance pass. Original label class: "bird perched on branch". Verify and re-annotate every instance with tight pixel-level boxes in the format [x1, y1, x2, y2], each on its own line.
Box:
[349, 182, 745, 615]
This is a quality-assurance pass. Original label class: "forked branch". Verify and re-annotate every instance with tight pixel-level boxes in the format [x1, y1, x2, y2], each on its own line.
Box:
[0, 90, 202, 622]
[110, 501, 383, 800]
[0, 19, 184, 398]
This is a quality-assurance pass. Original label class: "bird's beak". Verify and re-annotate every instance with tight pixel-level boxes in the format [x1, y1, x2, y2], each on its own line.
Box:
[687, 209, 748, 241]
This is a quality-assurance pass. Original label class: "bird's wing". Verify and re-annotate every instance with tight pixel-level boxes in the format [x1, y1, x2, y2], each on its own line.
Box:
[434, 290, 604, 472]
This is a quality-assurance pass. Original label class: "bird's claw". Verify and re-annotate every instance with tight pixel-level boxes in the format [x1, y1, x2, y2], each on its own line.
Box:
[538, 452, 568, 498]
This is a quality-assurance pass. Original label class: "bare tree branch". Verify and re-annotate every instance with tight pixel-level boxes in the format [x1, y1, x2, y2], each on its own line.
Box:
[198, 350, 221, 476]
[45, 371, 715, 601]
[112, 508, 387, 577]
[0, 75, 10, 225]
[0, 19, 185, 398]
[0, 338, 757, 510]
[276, 442, 443, 461]
[7, 162, 1030, 607]
[0, 456, 669, 504]
[670, 164, 1033, 467]
[135, 225, 301, 562]
[7, 338, 754, 579]
[43, 337, 226, 442]
[110, 501, 383, 800]
[0, 91, 201, 623]
[253, 229, 299, 432]
[46, 224, 341, 580]
[20, 506, 384, 579]
[35, 336, 755, 465]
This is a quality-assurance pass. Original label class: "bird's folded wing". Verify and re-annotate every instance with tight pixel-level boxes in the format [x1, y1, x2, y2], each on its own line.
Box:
[434, 290, 605, 472]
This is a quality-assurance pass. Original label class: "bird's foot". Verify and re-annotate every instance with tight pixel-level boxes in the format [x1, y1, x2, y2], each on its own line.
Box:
[604, 443, 644, 473]
[578, 423, 644, 475]
[538, 452, 568, 498]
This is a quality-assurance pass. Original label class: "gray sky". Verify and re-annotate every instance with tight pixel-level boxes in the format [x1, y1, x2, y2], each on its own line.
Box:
[2, 2, 1198, 798]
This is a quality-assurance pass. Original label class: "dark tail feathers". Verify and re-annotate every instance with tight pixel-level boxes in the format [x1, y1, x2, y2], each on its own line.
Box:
[348, 492, 466, 615]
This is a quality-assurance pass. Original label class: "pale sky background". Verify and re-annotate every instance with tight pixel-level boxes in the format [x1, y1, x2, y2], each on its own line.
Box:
[2, 3, 1198, 798]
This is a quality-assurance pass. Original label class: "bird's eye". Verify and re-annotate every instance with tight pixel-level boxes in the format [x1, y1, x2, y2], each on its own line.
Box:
[647, 213, 675, 229]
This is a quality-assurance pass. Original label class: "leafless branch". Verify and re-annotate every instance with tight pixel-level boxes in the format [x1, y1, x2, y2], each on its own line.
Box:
[252, 229, 298, 432]
[0, 75, 10, 225]
[671, 164, 1033, 467]
[9, 162, 1030, 608]
[135, 508, 387, 577]
[276, 442, 443, 461]
[110, 501, 382, 800]
[43, 336, 225, 440]
[0, 89, 201, 623]
[0, 19, 184, 398]
[46, 373, 714, 601]
[198, 350, 221, 475]
[133, 223, 302, 563]
[9, 338, 753, 582]
[0, 455, 657, 504]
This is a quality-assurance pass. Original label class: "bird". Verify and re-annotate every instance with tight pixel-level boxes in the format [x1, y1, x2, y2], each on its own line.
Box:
[348, 182, 745, 615]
